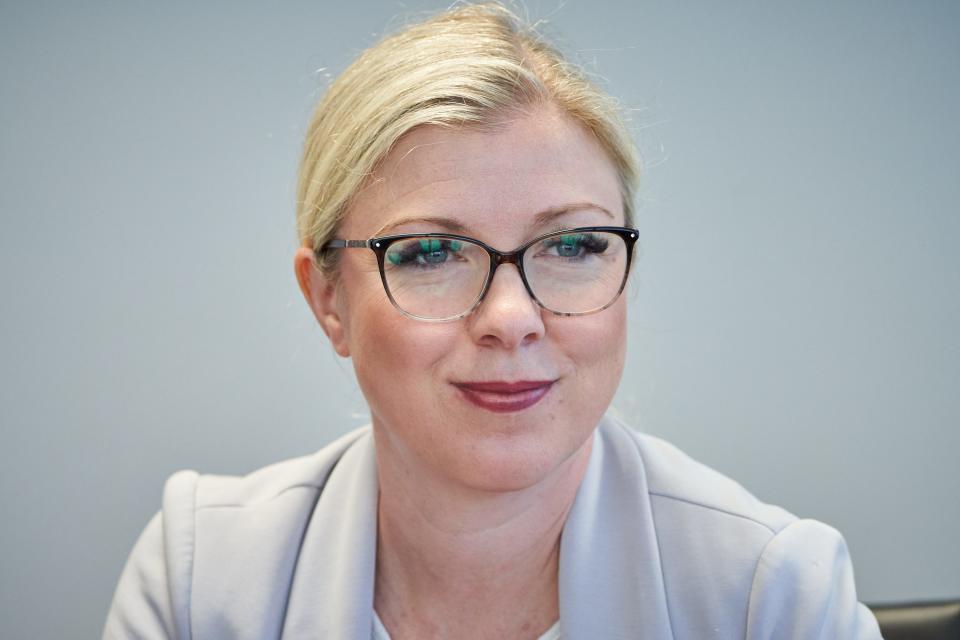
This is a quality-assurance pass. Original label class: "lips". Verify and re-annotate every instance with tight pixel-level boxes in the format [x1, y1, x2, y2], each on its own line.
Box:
[453, 380, 555, 413]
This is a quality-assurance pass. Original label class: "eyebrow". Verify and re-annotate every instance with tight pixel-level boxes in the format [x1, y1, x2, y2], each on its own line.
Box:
[532, 202, 615, 227]
[375, 216, 468, 236]
[374, 202, 613, 237]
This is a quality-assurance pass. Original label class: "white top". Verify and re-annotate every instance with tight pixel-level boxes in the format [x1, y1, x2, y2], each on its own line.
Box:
[372, 611, 561, 640]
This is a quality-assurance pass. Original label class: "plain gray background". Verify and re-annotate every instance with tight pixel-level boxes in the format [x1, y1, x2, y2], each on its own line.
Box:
[2, 1, 958, 637]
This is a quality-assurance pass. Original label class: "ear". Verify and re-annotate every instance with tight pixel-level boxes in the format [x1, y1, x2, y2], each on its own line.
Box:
[294, 247, 351, 357]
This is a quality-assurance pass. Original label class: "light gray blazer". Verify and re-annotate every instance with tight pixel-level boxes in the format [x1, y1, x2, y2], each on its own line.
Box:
[104, 416, 881, 639]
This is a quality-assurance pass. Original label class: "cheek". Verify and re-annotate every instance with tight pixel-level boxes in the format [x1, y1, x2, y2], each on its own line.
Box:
[551, 302, 627, 370]
[337, 266, 402, 352]
[550, 302, 627, 391]
[348, 303, 459, 414]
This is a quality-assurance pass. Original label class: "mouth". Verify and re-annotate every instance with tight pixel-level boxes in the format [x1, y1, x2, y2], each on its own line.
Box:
[452, 380, 555, 413]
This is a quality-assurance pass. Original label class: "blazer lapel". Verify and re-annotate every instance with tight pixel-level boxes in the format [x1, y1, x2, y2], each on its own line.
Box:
[281, 430, 379, 638]
[559, 418, 675, 638]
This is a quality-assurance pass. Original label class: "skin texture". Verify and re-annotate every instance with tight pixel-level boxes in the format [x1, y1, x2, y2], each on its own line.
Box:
[294, 104, 629, 638]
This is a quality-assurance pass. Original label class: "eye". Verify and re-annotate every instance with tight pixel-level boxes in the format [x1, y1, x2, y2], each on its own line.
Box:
[538, 232, 610, 259]
[386, 238, 464, 268]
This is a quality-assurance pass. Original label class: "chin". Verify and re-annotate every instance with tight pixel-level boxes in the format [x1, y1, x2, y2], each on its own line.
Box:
[444, 428, 591, 493]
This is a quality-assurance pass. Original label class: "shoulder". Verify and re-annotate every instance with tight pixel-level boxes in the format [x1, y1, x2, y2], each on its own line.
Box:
[608, 419, 796, 534]
[165, 425, 371, 511]
[597, 416, 798, 596]
[105, 426, 373, 639]
[162, 424, 373, 591]
[745, 518, 882, 638]
[596, 417, 881, 638]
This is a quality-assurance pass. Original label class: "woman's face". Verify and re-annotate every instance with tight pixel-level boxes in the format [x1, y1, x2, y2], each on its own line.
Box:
[299, 105, 628, 492]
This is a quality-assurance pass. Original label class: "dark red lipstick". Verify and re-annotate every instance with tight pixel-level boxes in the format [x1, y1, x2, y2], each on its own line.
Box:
[453, 380, 555, 413]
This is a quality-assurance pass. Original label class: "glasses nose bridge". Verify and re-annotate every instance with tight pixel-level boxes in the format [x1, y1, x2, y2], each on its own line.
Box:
[487, 246, 529, 283]
[482, 246, 536, 302]
[489, 246, 522, 267]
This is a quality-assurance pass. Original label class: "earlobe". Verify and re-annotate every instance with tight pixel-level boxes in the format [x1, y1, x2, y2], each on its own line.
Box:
[293, 247, 351, 357]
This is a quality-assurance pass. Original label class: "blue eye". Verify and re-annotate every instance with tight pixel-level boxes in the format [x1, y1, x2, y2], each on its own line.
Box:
[387, 238, 463, 267]
[541, 233, 609, 259]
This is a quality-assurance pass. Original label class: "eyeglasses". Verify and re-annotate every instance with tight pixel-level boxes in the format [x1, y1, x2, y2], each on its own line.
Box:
[319, 226, 639, 322]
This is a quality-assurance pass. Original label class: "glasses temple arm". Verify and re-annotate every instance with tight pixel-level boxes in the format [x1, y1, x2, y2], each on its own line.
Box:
[321, 239, 370, 249]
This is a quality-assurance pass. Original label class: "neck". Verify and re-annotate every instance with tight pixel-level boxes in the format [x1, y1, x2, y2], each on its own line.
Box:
[372, 429, 593, 638]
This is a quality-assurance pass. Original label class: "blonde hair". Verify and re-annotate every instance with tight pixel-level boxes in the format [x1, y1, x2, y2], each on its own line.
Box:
[296, 2, 639, 272]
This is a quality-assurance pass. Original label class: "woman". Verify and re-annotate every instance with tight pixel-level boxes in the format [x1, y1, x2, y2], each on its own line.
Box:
[105, 4, 881, 638]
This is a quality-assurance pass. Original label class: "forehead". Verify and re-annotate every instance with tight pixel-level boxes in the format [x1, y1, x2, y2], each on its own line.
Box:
[344, 106, 623, 240]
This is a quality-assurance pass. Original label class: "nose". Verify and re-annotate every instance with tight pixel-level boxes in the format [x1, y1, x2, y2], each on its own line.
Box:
[467, 263, 545, 349]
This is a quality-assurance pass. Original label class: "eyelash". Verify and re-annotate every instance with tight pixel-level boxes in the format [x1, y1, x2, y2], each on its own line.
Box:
[539, 234, 609, 258]
[387, 239, 464, 267]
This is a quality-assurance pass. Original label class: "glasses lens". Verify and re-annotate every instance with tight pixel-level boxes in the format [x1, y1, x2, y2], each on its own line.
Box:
[523, 230, 629, 314]
[382, 236, 490, 319]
